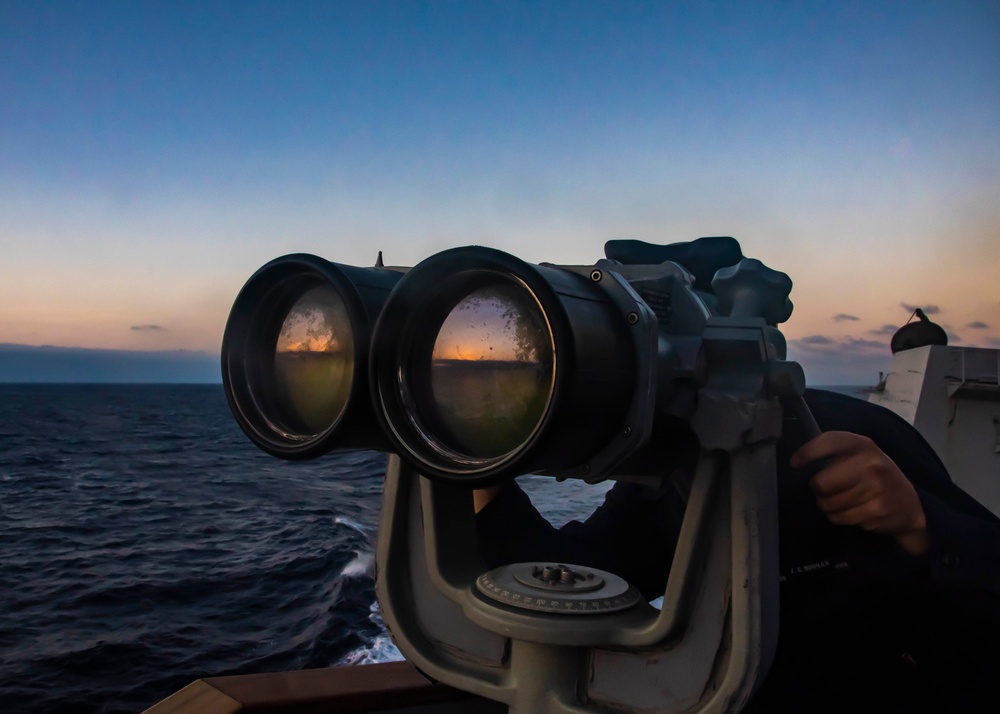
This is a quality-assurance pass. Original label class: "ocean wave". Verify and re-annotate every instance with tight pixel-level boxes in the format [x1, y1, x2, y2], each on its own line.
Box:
[333, 515, 373, 536]
[0, 384, 598, 714]
[336, 634, 403, 665]
[336, 599, 403, 665]
[340, 550, 375, 579]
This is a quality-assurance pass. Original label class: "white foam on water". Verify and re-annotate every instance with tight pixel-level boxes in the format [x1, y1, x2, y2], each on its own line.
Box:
[337, 599, 403, 665]
[338, 634, 403, 665]
[334, 516, 371, 536]
[341, 550, 375, 579]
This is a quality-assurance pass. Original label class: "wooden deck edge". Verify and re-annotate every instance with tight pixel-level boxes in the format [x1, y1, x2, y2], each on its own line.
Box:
[143, 679, 242, 714]
[143, 661, 477, 713]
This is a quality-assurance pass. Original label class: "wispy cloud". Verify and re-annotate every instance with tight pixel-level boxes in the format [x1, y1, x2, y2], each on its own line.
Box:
[0, 344, 218, 383]
[901, 303, 940, 315]
[843, 336, 887, 350]
[131, 324, 165, 332]
[967, 321, 989, 329]
[868, 324, 898, 335]
[786, 333, 891, 385]
[833, 313, 860, 322]
[799, 334, 834, 345]
[789, 334, 888, 354]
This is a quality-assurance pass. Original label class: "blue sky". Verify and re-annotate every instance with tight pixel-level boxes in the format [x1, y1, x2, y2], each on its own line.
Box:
[1, 1, 998, 383]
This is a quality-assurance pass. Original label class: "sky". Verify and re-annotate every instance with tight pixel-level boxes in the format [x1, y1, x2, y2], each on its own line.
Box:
[1, 0, 998, 384]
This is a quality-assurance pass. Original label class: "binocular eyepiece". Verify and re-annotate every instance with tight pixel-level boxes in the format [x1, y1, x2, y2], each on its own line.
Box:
[222, 242, 795, 487]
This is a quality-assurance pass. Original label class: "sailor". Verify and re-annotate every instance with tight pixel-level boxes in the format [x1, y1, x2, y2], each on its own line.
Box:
[475, 378, 1000, 712]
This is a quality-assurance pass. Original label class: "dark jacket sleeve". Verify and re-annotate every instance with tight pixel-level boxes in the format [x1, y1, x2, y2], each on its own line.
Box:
[801, 389, 1000, 635]
[478, 390, 1000, 612]
[475, 389, 1000, 706]
[921, 489, 1000, 591]
[476, 478, 686, 600]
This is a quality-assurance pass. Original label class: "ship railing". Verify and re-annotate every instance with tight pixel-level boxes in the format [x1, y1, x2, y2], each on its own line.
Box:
[944, 346, 1000, 401]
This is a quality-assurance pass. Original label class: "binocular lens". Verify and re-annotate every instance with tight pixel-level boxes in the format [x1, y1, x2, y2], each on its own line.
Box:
[224, 253, 402, 459]
[272, 285, 355, 435]
[423, 282, 555, 459]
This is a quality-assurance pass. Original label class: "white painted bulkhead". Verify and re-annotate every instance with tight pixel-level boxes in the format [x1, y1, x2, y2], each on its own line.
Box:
[868, 345, 1000, 516]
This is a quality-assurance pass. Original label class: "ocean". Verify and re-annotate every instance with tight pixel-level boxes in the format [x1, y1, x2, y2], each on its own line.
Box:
[0, 383, 613, 713]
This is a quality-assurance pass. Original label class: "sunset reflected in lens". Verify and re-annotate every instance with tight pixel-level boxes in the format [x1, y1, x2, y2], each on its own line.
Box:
[273, 285, 355, 434]
[425, 282, 554, 458]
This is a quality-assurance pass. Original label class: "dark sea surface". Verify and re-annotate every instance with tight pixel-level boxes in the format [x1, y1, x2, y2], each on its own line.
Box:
[0, 384, 615, 713]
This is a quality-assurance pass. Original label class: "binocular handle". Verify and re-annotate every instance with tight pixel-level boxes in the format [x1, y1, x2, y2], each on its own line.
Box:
[712, 259, 794, 325]
[766, 361, 823, 441]
[788, 394, 822, 440]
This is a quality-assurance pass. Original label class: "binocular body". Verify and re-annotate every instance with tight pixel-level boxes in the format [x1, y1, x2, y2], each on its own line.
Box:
[222, 242, 798, 487]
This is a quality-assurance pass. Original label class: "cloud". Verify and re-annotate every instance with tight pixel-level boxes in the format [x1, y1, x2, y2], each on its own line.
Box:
[868, 324, 899, 335]
[0, 344, 218, 383]
[131, 324, 166, 332]
[843, 336, 887, 351]
[786, 335, 891, 386]
[833, 313, 860, 322]
[868, 324, 898, 335]
[789, 333, 889, 356]
[967, 321, 989, 329]
[900, 303, 940, 315]
[788, 333, 888, 355]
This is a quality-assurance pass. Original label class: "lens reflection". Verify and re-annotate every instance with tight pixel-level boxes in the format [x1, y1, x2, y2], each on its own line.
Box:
[426, 281, 554, 458]
[273, 285, 355, 434]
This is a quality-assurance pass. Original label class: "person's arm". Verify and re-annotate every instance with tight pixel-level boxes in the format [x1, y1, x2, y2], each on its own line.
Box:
[800, 390, 1000, 602]
[790, 431, 929, 555]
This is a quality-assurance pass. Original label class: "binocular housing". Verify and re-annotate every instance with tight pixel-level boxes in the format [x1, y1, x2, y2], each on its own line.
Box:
[222, 240, 795, 487]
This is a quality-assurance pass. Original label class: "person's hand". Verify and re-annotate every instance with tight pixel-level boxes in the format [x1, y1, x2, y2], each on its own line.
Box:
[790, 431, 929, 556]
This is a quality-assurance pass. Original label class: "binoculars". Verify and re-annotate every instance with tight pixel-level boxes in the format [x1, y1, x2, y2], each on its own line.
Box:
[221, 237, 801, 487]
[221, 237, 811, 713]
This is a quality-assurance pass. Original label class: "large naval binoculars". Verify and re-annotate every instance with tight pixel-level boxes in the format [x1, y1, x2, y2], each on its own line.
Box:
[222, 237, 807, 714]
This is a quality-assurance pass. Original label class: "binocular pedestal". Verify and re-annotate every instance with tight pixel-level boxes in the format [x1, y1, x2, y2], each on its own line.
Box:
[375, 444, 780, 714]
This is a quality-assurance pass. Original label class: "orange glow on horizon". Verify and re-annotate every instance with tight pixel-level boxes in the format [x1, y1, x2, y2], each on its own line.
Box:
[279, 336, 340, 353]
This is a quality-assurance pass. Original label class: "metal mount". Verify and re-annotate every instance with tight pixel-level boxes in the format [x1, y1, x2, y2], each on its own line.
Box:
[374, 255, 808, 713]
